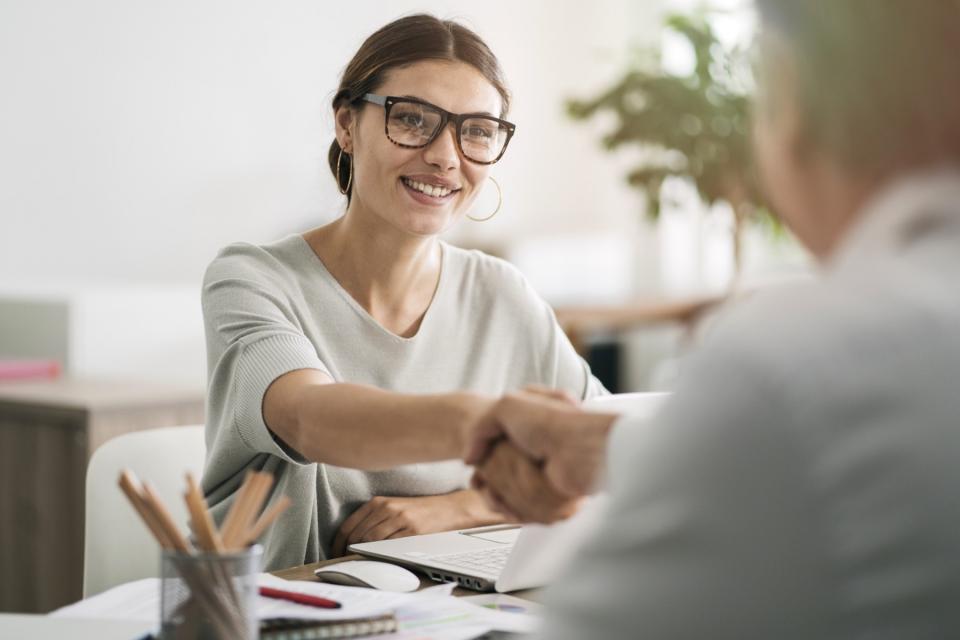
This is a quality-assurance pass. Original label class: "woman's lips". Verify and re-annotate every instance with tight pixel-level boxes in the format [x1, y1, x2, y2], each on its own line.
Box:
[400, 178, 458, 205]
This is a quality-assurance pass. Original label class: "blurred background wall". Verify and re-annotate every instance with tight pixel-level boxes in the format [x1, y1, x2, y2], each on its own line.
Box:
[0, 0, 806, 390]
[0, 0, 661, 281]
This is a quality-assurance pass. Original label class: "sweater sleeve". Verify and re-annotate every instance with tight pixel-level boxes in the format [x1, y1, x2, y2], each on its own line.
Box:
[201, 245, 331, 471]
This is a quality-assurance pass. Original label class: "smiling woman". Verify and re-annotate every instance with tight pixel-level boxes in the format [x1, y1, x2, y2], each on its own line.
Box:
[330, 58, 509, 238]
[199, 14, 606, 571]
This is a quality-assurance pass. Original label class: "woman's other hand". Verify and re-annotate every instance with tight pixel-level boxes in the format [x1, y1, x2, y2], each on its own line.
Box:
[330, 489, 507, 557]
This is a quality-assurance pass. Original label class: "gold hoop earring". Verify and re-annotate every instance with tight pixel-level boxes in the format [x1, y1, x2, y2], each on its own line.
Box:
[467, 176, 502, 222]
[336, 148, 353, 195]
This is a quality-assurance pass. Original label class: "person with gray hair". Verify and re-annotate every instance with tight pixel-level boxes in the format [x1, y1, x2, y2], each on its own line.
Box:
[467, 2, 960, 637]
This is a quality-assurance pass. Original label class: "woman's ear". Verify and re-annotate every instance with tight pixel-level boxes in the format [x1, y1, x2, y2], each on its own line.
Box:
[334, 105, 357, 154]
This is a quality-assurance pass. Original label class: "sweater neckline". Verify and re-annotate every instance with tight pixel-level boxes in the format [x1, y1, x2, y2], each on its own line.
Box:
[292, 234, 449, 343]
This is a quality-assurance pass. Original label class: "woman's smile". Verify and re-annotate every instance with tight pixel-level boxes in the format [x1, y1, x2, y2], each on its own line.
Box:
[400, 175, 462, 206]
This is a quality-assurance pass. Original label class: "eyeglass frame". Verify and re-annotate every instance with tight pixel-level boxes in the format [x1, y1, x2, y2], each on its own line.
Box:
[357, 93, 517, 165]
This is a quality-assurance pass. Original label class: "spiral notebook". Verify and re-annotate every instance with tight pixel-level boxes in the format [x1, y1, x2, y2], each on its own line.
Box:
[260, 612, 397, 639]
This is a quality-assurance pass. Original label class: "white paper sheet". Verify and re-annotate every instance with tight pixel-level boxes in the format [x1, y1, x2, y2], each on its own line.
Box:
[380, 591, 540, 638]
[53, 573, 415, 624]
[52, 574, 540, 639]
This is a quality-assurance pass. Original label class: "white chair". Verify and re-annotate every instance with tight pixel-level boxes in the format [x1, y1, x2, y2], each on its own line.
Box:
[83, 425, 206, 597]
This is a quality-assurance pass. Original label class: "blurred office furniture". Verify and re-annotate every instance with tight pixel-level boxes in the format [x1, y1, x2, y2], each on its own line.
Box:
[497, 233, 724, 392]
[556, 296, 724, 394]
[83, 425, 205, 598]
[0, 359, 62, 381]
[0, 286, 206, 389]
[0, 379, 204, 613]
[555, 295, 723, 354]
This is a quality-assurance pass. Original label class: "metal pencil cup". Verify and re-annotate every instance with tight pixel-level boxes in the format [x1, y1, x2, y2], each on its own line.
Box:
[160, 545, 262, 640]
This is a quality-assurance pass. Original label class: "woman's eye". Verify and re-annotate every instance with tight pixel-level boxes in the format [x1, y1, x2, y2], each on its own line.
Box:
[466, 126, 494, 139]
[394, 113, 424, 128]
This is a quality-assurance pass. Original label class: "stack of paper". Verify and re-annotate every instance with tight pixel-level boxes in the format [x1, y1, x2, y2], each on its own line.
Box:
[53, 574, 540, 639]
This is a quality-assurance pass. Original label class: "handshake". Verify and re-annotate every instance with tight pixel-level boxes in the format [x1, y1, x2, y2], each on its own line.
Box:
[463, 387, 618, 524]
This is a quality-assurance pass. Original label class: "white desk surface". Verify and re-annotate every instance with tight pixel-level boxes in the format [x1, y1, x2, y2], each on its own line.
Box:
[0, 614, 153, 639]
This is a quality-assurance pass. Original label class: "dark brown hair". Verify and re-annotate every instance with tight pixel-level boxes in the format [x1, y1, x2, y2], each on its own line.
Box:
[755, 0, 960, 178]
[328, 14, 511, 199]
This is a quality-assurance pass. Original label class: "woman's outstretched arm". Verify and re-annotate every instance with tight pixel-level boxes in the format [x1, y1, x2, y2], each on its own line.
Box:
[263, 368, 490, 470]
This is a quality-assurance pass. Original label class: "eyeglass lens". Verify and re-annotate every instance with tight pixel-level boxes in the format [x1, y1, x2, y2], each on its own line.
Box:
[387, 101, 508, 163]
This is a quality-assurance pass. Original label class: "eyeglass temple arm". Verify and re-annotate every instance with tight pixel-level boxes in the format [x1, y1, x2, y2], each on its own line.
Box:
[362, 94, 387, 106]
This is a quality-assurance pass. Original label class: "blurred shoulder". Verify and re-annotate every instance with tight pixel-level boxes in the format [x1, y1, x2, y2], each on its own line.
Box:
[683, 267, 942, 416]
[697, 277, 863, 371]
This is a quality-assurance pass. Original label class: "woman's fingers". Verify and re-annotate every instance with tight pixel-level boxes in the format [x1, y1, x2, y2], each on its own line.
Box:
[358, 518, 406, 544]
[332, 499, 386, 556]
[385, 528, 413, 540]
[344, 504, 394, 547]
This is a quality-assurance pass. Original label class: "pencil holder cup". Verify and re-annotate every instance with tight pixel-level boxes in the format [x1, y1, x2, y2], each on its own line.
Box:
[160, 545, 262, 640]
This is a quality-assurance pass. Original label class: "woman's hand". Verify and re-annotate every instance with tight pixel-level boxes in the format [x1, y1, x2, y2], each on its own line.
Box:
[472, 440, 582, 524]
[330, 489, 508, 557]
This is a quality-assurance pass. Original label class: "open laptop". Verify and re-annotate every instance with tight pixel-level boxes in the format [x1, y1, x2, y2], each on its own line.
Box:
[349, 392, 669, 592]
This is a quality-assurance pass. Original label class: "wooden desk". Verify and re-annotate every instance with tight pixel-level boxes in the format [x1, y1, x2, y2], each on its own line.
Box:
[0, 378, 205, 613]
[273, 555, 539, 601]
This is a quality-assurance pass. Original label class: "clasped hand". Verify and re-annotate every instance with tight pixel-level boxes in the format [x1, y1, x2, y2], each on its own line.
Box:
[331, 387, 616, 557]
[465, 387, 617, 524]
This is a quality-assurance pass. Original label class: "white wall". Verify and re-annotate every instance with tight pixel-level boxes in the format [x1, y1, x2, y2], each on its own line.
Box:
[0, 0, 663, 288]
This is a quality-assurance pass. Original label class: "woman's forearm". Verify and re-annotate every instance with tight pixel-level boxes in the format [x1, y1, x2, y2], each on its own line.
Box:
[276, 376, 491, 469]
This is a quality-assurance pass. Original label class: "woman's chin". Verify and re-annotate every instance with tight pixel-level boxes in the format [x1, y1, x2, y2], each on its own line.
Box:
[401, 213, 456, 237]
[394, 200, 463, 236]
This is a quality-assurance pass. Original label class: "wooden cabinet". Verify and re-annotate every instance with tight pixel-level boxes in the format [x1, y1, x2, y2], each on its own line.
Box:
[0, 379, 204, 613]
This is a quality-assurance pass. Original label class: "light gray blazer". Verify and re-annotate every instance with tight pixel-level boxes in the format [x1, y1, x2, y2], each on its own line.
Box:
[540, 168, 960, 640]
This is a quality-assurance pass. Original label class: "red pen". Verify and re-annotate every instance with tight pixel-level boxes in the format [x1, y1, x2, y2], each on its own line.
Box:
[259, 586, 342, 609]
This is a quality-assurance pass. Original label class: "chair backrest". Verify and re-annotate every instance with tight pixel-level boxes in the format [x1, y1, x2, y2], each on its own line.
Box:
[83, 425, 205, 597]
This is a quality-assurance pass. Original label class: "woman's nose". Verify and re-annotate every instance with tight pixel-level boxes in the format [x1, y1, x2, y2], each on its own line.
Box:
[423, 123, 460, 171]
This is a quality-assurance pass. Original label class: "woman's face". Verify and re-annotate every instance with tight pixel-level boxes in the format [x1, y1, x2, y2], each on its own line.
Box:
[336, 60, 503, 238]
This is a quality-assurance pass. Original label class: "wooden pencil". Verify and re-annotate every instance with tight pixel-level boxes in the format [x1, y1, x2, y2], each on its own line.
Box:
[242, 494, 291, 547]
[184, 473, 225, 553]
[118, 470, 173, 549]
[118, 470, 241, 638]
[237, 473, 273, 548]
[224, 472, 271, 550]
[141, 482, 192, 553]
[219, 471, 257, 548]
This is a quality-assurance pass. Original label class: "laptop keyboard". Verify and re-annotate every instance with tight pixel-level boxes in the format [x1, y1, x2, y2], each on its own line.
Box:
[428, 546, 511, 575]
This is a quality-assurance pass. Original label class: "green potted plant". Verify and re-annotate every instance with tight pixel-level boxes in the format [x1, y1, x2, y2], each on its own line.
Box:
[567, 11, 774, 280]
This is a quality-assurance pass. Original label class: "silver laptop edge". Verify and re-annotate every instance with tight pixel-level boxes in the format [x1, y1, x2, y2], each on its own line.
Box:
[350, 525, 515, 591]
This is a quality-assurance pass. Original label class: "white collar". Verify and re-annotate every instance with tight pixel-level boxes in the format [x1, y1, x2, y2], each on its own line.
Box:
[831, 164, 960, 270]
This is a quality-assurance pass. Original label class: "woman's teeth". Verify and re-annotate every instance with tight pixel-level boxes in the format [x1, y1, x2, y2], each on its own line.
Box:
[403, 178, 453, 198]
